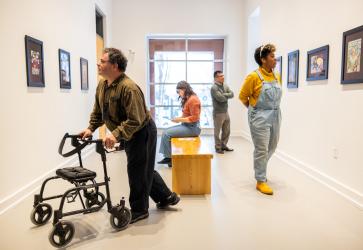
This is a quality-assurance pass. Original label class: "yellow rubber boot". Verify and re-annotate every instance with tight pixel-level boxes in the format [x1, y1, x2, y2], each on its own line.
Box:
[256, 181, 273, 195]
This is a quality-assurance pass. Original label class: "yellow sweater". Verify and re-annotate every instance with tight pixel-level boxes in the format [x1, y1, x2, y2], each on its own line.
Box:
[239, 67, 281, 107]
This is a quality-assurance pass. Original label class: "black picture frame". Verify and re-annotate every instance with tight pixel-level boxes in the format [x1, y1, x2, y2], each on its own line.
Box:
[287, 50, 299, 88]
[25, 35, 45, 87]
[80, 57, 89, 90]
[341, 25, 363, 84]
[58, 49, 71, 89]
[275, 56, 282, 83]
[307, 45, 329, 81]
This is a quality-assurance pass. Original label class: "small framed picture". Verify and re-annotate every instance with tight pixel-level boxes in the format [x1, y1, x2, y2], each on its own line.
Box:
[307, 45, 329, 81]
[80, 58, 89, 90]
[287, 50, 299, 88]
[58, 49, 71, 89]
[341, 25, 363, 84]
[275, 56, 282, 83]
[25, 35, 45, 87]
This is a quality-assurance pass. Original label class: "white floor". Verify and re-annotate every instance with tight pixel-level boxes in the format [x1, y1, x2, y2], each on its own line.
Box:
[0, 136, 362, 250]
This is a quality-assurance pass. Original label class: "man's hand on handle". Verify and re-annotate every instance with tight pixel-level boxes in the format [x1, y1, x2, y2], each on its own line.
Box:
[103, 134, 117, 149]
[79, 128, 93, 140]
[79, 128, 117, 149]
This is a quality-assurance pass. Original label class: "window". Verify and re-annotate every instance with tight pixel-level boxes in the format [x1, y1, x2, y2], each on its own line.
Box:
[148, 37, 225, 128]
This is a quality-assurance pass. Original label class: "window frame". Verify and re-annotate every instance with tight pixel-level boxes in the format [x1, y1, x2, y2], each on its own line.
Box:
[146, 35, 226, 128]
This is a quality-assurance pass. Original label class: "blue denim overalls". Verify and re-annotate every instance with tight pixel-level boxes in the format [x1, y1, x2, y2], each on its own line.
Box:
[248, 69, 282, 182]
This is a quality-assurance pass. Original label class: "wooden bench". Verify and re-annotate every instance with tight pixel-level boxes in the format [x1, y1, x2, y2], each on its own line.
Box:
[171, 137, 213, 195]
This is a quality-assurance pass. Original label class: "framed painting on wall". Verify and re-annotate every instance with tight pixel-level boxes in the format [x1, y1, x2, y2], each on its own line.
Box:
[275, 56, 282, 83]
[287, 50, 299, 88]
[25, 35, 45, 87]
[341, 25, 363, 84]
[307, 45, 329, 81]
[58, 49, 71, 89]
[80, 58, 89, 90]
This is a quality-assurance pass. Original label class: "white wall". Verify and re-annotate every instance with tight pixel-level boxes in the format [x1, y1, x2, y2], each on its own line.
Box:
[0, 0, 112, 213]
[244, 0, 363, 205]
[247, 6, 261, 72]
[110, 0, 246, 135]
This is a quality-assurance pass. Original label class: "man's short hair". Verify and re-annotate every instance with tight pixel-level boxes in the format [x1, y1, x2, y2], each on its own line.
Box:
[214, 70, 223, 78]
[103, 48, 128, 72]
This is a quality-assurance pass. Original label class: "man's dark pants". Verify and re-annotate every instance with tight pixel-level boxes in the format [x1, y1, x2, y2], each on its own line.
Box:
[124, 119, 172, 213]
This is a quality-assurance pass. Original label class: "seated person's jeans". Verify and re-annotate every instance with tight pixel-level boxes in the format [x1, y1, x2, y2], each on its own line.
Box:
[159, 122, 201, 158]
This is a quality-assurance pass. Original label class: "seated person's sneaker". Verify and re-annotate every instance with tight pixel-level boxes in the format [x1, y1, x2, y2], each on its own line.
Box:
[158, 157, 171, 164]
[256, 181, 273, 195]
[130, 211, 149, 224]
[157, 192, 180, 209]
[222, 146, 234, 152]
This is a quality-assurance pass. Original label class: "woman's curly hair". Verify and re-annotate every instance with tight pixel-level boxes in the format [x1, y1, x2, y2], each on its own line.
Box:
[254, 43, 276, 66]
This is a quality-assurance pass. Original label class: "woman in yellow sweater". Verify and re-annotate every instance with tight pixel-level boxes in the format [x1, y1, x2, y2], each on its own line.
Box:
[239, 44, 282, 195]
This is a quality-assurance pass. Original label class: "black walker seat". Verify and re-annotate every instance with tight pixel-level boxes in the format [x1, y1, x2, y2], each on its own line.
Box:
[56, 167, 96, 182]
[30, 133, 131, 248]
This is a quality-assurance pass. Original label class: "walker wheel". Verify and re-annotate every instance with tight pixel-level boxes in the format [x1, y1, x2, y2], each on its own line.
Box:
[85, 192, 106, 208]
[30, 203, 52, 226]
[109, 206, 131, 231]
[48, 220, 75, 248]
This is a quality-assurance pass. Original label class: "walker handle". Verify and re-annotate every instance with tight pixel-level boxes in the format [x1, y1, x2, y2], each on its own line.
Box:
[58, 133, 92, 157]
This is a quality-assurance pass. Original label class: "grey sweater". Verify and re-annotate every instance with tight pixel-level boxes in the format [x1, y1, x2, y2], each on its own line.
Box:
[210, 81, 234, 114]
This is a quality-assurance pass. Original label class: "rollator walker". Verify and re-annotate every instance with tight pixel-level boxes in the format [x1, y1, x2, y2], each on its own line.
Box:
[30, 133, 131, 248]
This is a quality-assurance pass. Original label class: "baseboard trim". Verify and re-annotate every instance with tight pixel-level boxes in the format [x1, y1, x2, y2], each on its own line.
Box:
[0, 145, 95, 216]
[241, 130, 363, 210]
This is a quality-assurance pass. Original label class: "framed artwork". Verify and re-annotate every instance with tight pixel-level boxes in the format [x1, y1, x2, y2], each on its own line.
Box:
[307, 45, 329, 81]
[25, 35, 45, 87]
[80, 58, 89, 90]
[341, 25, 363, 84]
[58, 49, 71, 89]
[287, 50, 299, 88]
[275, 56, 282, 83]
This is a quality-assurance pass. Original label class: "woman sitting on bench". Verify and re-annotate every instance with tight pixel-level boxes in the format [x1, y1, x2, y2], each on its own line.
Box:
[158, 81, 201, 167]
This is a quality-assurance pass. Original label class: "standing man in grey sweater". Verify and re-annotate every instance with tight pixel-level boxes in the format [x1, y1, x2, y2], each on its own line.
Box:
[211, 70, 234, 154]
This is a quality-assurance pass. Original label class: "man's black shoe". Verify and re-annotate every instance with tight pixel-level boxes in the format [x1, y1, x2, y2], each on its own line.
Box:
[130, 211, 149, 224]
[222, 146, 234, 152]
[158, 157, 171, 164]
[157, 192, 180, 209]
[216, 149, 224, 154]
